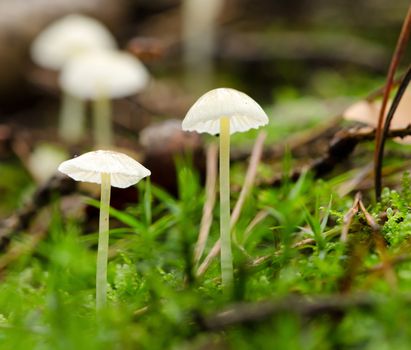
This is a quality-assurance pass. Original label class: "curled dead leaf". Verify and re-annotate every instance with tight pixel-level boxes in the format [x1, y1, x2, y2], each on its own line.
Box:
[343, 88, 411, 144]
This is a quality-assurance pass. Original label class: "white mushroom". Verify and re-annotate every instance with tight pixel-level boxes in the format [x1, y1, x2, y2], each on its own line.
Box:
[60, 50, 150, 147]
[183, 88, 269, 134]
[28, 143, 68, 184]
[31, 14, 117, 70]
[182, 87, 268, 290]
[58, 150, 151, 309]
[30, 14, 117, 144]
[182, 0, 224, 91]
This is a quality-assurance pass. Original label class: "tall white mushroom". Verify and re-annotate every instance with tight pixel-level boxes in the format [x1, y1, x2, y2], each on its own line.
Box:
[30, 14, 117, 144]
[182, 87, 268, 290]
[58, 150, 151, 309]
[60, 50, 150, 147]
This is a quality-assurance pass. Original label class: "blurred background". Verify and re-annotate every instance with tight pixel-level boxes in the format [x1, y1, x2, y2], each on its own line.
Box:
[0, 0, 408, 114]
[0, 0, 409, 218]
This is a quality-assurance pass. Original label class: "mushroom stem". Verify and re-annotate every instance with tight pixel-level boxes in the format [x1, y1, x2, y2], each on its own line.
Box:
[219, 116, 233, 290]
[93, 94, 112, 147]
[182, 0, 222, 92]
[96, 172, 111, 310]
[59, 92, 86, 144]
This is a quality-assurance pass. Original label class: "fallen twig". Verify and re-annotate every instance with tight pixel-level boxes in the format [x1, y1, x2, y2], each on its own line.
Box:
[194, 143, 218, 266]
[0, 173, 76, 248]
[375, 65, 411, 200]
[231, 131, 267, 227]
[364, 254, 411, 274]
[374, 4, 411, 200]
[340, 192, 361, 242]
[241, 210, 270, 245]
[267, 124, 411, 187]
[337, 162, 373, 197]
[358, 198, 397, 289]
[201, 293, 378, 331]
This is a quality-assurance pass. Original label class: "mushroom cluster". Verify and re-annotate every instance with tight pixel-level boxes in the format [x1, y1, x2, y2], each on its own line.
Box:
[31, 14, 150, 147]
[56, 86, 268, 308]
[39, 9, 270, 310]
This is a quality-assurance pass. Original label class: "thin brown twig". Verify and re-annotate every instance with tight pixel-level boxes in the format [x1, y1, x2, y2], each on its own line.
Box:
[241, 210, 270, 245]
[231, 131, 267, 227]
[0, 173, 76, 249]
[364, 254, 411, 274]
[197, 241, 220, 277]
[264, 115, 341, 160]
[292, 237, 316, 249]
[357, 200, 379, 232]
[358, 199, 397, 289]
[193, 143, 218, 266]
[337, 162, 373, 197]
[201, 293, 377, 331]
[256, 75, 405, 164]
[0, 206, 55, 276]
[232, 210, 271, 262]
[375, 65, 411, 200]
[374, 4, 411, 200]
[267, 124, 411, 188]
[365, 74, 404, 102]
[340, 192, 361, 242]
[0, 230, 46, 274]
[249, 226, 342, 269]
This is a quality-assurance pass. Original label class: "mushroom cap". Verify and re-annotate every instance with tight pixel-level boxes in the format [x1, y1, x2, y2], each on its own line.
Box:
[58, 150, 151, 188]
[182, 88, 269, 135]
[31, 14, 117, 70]
[59, 50, 150, 99]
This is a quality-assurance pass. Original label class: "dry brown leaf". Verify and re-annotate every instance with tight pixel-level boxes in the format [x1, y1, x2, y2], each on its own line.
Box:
[343, 88, 411, 143]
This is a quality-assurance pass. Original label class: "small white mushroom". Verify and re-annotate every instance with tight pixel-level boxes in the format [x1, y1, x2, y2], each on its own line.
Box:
[182, 87, 268, 290]
[58, 150, 151, 309]
[60, 50, 150, 147]
[30, 14, 117, 144]
[31, 14, 117, 70]
[183, 88, 269, 134]
[28, 143, 68, 184]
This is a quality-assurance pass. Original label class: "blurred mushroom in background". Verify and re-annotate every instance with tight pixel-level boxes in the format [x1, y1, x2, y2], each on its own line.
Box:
[140, 119, 205, 194]
[0, 0, 127, 114]
[181, 0, 224, 93]
[30, 14, 118, 144]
